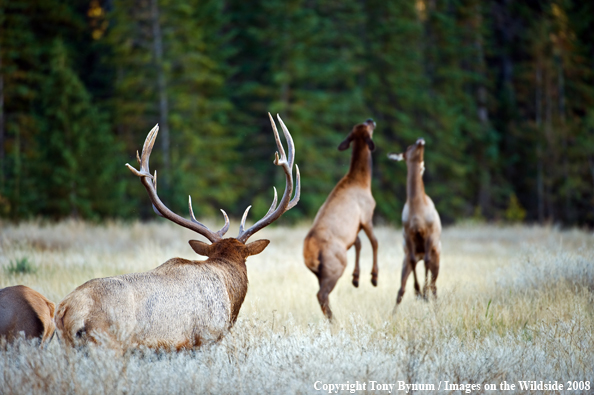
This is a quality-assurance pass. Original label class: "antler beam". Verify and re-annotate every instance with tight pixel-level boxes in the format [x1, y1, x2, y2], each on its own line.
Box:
[125, 124, 230, 243]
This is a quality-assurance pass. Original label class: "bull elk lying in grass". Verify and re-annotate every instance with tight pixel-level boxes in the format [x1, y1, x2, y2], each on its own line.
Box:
[55, 114, 300, 350]
[303, 119, 378, 320]
[388, 138, 441, 312]
[0, 285, 56, 345]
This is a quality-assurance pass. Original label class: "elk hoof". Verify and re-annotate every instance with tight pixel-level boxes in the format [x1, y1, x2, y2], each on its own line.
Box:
[371, 276, 378, 287]
[352, 277, 359, 288]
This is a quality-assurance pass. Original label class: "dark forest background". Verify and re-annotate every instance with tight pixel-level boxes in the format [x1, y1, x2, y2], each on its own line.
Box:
[1, 0, 593, 226]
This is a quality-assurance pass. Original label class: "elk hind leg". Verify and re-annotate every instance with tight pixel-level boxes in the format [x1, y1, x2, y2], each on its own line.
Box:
[361, 222, 379, 286]
[428, 247, 440, 299]
[422, 261, 429, 300]
[394, 254, 413, 313]
[351, 236, 362, 287]
[317, 250, 347, 321]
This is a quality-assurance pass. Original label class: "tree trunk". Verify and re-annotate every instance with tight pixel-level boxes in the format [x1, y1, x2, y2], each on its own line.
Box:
[474, 4, 491, 216]
[13, 122, 20, 218]
[556, 54, 570, 222]
[0, 47, 4, 192]
[545, 67, 554, 221]
[535, 63, 544, 223]
[590, 157, 594, 223]
[151, 0, 170, 181]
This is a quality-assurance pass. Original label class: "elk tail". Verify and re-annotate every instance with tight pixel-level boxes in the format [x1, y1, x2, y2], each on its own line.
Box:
[304, 231, 323, 278]
[54, 297, 88, 347]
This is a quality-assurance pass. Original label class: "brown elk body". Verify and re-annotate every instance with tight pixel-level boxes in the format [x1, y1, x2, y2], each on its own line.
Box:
[55, 114, 300, 349]
[0, 285, 56, 344]
[303, 119, 378, 320]
[388, 138, 441, 310]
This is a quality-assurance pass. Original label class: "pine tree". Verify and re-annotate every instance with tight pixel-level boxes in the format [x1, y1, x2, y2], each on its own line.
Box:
[34, 39, 124, 219]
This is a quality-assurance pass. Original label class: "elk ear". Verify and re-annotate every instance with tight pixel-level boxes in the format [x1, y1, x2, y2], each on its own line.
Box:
[338, 136, 352, 151]
[189, 240, 212, 257]
[365, 137, 375, 152]
[245, 239, 270, 256]
[387, 152, 404, 161]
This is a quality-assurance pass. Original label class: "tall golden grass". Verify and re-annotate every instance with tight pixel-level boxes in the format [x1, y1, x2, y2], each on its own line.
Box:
[1, 220, 592, 394]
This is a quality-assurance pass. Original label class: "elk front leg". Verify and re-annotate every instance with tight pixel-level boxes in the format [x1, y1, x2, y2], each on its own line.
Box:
[361, 222, 379, 286]
[351, 236, 362, 287]
[317, 249, 347, 321]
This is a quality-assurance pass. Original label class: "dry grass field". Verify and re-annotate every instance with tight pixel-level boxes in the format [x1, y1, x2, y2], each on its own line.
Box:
[1, 220, 593, 394]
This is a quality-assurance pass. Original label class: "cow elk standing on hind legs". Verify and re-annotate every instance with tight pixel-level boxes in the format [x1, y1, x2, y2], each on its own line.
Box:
[388, 138, 441, 312]
[55, 113, 300, 350]
[303, 119, 379, 320]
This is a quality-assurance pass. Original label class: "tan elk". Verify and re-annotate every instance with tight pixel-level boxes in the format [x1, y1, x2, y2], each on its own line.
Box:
[303, 119, 378, 320]
[0, 285, 56, 345]
[55, 114, 300, 349]
[388, 138, 441, 311]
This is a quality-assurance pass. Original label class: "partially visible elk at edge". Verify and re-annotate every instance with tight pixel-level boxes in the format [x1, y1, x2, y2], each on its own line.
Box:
[388, 138, 441, 311]
[55, 113, 300, 350]
[303, 119, 379, 320]
[0, 285, 56, 345]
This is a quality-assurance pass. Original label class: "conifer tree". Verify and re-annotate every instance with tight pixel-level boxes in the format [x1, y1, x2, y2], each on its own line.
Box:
[34, 39, 124, 219]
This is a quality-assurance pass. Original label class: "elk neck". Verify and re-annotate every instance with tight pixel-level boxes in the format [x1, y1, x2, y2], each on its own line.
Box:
[406, 161, 426, 203]
[207, 253, 249, 324]
[346, 139, 372, 188]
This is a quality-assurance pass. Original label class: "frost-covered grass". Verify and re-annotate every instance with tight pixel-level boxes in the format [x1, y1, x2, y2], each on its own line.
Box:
[1, 220, 593, 394]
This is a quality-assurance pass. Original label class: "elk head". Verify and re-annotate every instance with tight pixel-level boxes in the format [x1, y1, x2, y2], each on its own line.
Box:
[388, 138, 425, 175]
[338, 119, 376, 152]
[125, 113, 300, 259]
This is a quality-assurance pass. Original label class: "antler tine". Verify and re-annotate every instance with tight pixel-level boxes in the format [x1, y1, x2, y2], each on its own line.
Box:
[287, 164, 300, 210]
[152, 170, 164, 217]
[268, 112, 286, 163]
[238, 187, 278, 234]
[189, 196, 230, 237]
[264, 187, 278, 218]
[277, 114, 294, 168]
[216, 209, 230, 237]
[239, 206, 252, 234]
[127, 125, 222, 243]
[188, 196, 207, 227]
[140, 124, 159, 173]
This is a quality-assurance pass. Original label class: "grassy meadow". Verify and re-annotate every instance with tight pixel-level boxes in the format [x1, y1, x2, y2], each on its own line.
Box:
[1, 220, 593, 394]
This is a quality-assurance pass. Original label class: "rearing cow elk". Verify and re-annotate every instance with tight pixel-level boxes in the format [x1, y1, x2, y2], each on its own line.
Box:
[388, 138, 441, 312]
[303, 119, 379, 320]
[55, 114, 300, 349]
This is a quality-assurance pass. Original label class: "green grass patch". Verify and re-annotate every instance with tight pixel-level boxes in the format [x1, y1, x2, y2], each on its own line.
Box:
[4, 257, 37, 275]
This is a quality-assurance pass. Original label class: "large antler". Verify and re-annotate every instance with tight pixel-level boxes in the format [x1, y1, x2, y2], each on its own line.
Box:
[125, 124, 230, 243]
[237, 113, 300, 243]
